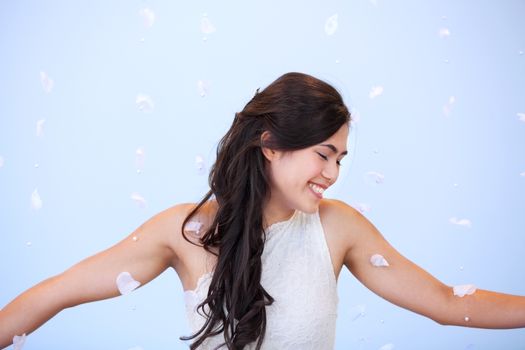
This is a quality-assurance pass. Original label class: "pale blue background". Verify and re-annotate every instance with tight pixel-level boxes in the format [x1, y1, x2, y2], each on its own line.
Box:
[1, 1, 524, 349]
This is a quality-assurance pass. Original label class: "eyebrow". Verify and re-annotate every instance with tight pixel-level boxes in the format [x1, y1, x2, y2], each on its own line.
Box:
[320, 144, 348, 156]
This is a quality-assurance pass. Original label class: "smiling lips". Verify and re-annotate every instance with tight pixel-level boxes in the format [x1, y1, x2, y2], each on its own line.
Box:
[308, 182, 326, 198]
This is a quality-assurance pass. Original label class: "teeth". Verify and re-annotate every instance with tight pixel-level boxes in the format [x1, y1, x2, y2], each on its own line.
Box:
[309, 183, 325, 194]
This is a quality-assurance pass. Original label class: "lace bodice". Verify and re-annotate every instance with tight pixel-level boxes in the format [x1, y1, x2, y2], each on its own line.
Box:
[184, 210, 338, 349]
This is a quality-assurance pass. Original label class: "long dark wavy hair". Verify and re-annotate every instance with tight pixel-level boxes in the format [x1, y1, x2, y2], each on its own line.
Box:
[180, 72, 351, 349]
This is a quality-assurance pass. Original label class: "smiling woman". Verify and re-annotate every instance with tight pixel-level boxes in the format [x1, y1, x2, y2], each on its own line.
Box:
[1, 72, 525, 350]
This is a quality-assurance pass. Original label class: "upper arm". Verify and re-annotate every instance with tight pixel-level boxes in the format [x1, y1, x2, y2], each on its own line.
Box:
[339, 202, 451, 324]
[55, 204, 188, 308]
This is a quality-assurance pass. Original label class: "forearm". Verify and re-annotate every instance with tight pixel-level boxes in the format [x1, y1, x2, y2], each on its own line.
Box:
[0, 275, 65, 349]
[440, 287, 525, 329]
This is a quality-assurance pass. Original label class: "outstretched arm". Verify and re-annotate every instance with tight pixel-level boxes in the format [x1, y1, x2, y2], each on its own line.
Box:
[336, 201, 525, 328]
[0, 204, 186, 349]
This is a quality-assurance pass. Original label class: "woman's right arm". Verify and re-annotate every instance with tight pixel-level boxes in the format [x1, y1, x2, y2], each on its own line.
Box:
[0, 203, 191, 349]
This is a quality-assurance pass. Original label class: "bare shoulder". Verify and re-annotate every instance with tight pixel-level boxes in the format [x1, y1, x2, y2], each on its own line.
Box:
[317, 199, 364, 277]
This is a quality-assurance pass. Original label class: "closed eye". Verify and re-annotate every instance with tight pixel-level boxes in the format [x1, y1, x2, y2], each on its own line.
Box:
[316, 152, 343, 166]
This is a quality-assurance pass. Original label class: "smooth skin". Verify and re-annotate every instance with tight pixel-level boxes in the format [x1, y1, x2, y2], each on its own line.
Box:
[1, 124, 524, 348]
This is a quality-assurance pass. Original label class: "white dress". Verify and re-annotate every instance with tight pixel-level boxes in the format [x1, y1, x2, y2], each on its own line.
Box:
[184, 210, 338, 349]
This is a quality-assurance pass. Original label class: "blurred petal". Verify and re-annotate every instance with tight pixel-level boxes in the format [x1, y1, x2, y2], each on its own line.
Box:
[13, 333, 26, 350]
[116, 271, 141, 295]
[195, 155, 206, 175]
[369, 86, 383, 99]
[131, 192, 146, 208]
[31, 189, 42, 210]
[520, 172, 525, 177]
[40, 71, 54, 93]
[325, 14, 338, 36]
[36, 119, 46, 137]
[379, 343, 394, 350]
[201, 15, 216, 34]
[370, 254, 389, 267]
[0, 155, 4, 168]
[349, 304, 366, 321]
[353, 202, 371, 214]
[453, 284, 477, 297]
[136, 94, 154, 113]
[139, 8, 155, 28]
[449, 217, 471, 228]
[197, 80, 211, 97]
[135, 147, 145, 171]
[185, 221, 203, 235]
[438, 27, 451, 38]
[517, 113, 525, 122]
[364, 171, 385, 185]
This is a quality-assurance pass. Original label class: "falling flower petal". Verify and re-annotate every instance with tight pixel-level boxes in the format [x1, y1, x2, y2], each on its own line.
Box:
[438, 27, 451, 38]
[197, 80, 211, 97]
[185, 221, 203, 235]
[517, 113, 525, 122]
[201, 15, 216, 34]
[379, 344, 394, 350]
[369, 86, 383, 99]
[131, 192, 146, 208]
[449, 217, 472, 228]
[135, 147, 145, 171]
[40, 71, 54, 93]
[0, 155, 4, 168]
[364, 171, 384, 185]
[136, 94, 154, 113]
[31, 189, 42, 210]
[139, 8, 155, 28]
[520, 172, 525, 177]
[370, 254, 389, 267]
[353, 203, 371, 214]
[36, 119, 46, 137]
[116, 271, 141, 295]
[349, 304, 366, 321]
[195, 155, 206, 175]
[453, 284, 477, 297]
[13, 333, 26, 350]
[325, 14, 338, 36]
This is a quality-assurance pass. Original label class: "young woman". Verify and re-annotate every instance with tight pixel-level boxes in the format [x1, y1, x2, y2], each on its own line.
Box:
[1, 72, 524, 349]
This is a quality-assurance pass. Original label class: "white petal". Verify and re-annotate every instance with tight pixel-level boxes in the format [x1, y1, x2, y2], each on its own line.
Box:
[379, 343, 394, 350]
[195, 155, 206, 175]
[130, 192, 146, 208]
[40, 71, 54, 93]
[370, 254, 389, 267]
[139, 8, 155, 28]
[201, 15, 216, 34]
[0, 155, 4, 168]
[325, 14, 338, 36]
[449, 217, 472, 228]
[31, 189, 42, 210]
[36, 119, 46, 137]
[349, 304, 366, 321]
[185, 221, 203, 234]
[135, 147, 145, 171]
[517, 113, 525, 122]
[136, 94, 154, 113]
[520, 172, 525, 177]
[369, 86, 384, 99]
[353, 202, 371, 214]
[364, 171, 385, 185]
[438, 27, 451, 38]
[197, 80, 211, 97]
[13, 333, 26, 350]
[116, 271, 141, 295]
[453, 284, 477, 297]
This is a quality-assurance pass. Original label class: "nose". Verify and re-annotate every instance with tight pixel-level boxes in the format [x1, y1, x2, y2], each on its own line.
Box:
[321, 161, 339, 184]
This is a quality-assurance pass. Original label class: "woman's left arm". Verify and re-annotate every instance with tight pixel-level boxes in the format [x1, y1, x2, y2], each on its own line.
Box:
[333, 200, 525, 328]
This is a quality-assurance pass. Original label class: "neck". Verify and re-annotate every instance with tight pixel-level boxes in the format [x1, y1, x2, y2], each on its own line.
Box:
[262, 195, 295, 229]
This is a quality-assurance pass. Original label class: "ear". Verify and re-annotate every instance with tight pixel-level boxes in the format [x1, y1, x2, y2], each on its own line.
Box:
[260, 131, 277, 162]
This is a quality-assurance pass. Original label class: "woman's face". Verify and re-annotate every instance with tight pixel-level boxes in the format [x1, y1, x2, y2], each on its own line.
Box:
[265, 123, 349, 214]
